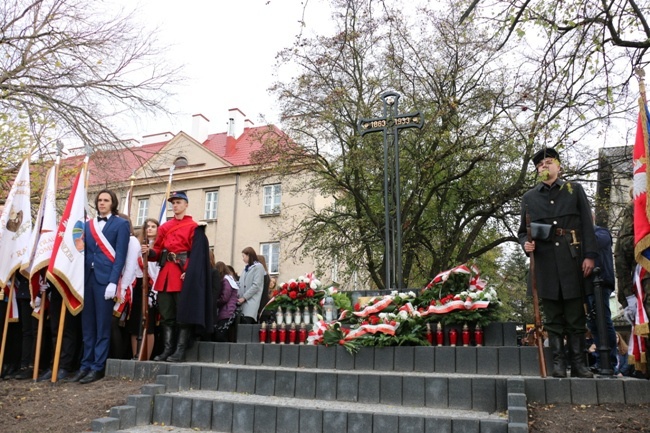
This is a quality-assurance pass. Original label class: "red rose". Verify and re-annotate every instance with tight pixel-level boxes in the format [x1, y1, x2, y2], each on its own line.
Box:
[343, 328, 350, 334]
[289, 282, 298, 291]
[289, 291, 297, 299]
[339, 339, 346, 345]
[306, 289, 315, 298]
[299, 282, 307, 290]
[370, 315, 380, 325]
[362, 320, 369, 326]
[390, 320, 396, 326]
[281, 289, 288, 296]
[282, 283, 289, 290]
[354, 303, 361, 311]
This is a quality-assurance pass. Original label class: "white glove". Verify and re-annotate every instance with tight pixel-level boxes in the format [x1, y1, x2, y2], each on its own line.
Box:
[32, 296, 41, 309]
[148, 295, 153, 308]
[624, 295, 638, 325]
[104, 283, 117, 300]
[39, 282, 48, 293]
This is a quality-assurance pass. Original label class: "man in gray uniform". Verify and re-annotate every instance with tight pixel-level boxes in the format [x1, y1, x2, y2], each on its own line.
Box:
[518, 147, 597, 378]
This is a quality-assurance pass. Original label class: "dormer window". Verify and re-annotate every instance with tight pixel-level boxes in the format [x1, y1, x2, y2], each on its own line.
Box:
[174, 156, 188, 169]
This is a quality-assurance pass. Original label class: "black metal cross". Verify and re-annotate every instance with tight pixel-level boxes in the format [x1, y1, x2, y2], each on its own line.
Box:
[358, 91, 423, 290]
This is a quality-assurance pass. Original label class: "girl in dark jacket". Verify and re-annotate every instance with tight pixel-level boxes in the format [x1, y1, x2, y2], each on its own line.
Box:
[213, 261, 239, 342]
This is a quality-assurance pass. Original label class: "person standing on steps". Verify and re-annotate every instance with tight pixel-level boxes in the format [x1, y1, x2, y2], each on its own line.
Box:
[69, 189, 130, 384]
[518, 147, 597, 378]
[142, 191, 212, 362]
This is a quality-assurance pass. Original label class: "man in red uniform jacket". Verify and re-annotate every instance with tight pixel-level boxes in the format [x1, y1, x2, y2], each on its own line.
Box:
[143, 191, 198, 362]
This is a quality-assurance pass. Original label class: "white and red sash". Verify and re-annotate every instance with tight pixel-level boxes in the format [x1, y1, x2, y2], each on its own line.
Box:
[88, 218, 116, 263]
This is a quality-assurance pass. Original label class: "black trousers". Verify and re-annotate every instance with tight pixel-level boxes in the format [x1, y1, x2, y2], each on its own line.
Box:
[541, 296, 586, 336]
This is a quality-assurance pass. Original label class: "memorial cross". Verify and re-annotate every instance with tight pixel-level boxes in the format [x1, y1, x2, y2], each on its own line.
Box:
[358, 91, 423, 290]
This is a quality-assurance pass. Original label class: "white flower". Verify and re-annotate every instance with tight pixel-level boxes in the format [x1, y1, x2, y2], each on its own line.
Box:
[469, 292, 478, 300]
[310, 279, 321, 289]
[460, 291, 468, 297]
[407, 291, 416, 298]
[390, 290, 398, 296]
[379, 312, 388, 320]
[484, 294, 492, 301]
[397, 310, 408, 320]
[289, 279, 297, 285]
[399, 292, 409, 299]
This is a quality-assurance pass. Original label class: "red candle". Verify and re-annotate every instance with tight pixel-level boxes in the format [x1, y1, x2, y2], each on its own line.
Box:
[462, 323, 470, 347]
[474, 324, 484, 347]
[278, 324, 287, 344]
[436, 323, 444, 346]
[449, 328, 458, 347]
[299, 324, 307, 344]
[270, 323, 278, 344]
[259, 322, 267, 344]
[426, 323, 433, 345]
[289, 324, 297, 344]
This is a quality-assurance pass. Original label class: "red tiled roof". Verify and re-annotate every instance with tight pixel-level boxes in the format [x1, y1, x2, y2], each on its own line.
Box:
[60, 124, 287, 186]
[203, 124, 285, 166]
[62, 141, 167, 187]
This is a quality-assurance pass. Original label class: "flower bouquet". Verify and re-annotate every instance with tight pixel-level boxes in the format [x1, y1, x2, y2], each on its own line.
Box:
[414, 263, 501, 326]
[263, 273, 352, 321]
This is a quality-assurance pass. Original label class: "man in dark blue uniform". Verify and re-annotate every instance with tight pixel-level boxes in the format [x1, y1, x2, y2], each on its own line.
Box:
[68, 189, 129, 384]
[518, 147, 597, 378]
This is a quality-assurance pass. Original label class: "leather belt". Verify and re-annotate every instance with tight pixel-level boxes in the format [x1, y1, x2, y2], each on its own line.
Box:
[555, 228, 579, 238]
[167, 251, 188, 263]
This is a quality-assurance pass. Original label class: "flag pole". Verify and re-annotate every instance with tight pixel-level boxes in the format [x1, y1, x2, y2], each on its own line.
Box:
[158, 165, 174, 223]
[0, 274, 17, 377]
[31, 272, 45, 380]
[52, 154, 89, 383]
[33, 146, 62, 380]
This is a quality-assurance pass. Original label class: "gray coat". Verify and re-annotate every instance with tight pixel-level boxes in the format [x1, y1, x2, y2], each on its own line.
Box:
[238, 261, 265, 320]
[517, 179, 597, 301]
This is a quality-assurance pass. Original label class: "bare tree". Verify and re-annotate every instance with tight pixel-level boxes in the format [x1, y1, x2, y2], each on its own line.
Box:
[460, 0, 649, 67]
[0, 0, 181, 160]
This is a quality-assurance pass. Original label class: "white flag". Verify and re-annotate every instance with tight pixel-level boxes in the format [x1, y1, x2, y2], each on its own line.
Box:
[0, 159, 32, 288]
[47, 162, 86, 315]
[27, 161, 58, 312]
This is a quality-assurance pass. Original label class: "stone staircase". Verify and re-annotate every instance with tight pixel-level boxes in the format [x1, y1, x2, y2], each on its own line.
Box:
[90, 323, 650, 433]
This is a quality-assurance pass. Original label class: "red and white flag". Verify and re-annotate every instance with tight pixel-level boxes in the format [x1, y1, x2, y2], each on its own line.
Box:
[27, 161, 58, 316]
[0, 158, 32, 288]
[47, 161, 87, 315]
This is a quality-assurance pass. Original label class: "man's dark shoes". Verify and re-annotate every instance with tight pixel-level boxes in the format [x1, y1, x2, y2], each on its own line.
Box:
[79, 370, 104, 384]
[1, 364, 19, 380]
[14, 367, 34, 380]
[38, 368, 70, 382]
[63, 369, 89, 383]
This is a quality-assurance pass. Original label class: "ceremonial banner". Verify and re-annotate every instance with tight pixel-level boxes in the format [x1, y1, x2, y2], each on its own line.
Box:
[47, 164, 86, 315]
[0, 159, 32, 288]
[633, 100, 650, 271]
[27, 163, 58, 316]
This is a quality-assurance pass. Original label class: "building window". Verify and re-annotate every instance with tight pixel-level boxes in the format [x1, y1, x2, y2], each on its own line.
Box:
[173, 156, 188, 168]
[260, 242, 280, 274]
[136, 198, 149, 226]
[204, 190, 218, 220]
[263, 184, 281, 215]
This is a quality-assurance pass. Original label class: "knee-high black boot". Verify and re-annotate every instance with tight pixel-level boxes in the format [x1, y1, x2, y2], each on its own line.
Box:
[153, 324, 176, 362]
[167, 325, 191, 363]
[568, 333, 594, 378]
[549, 333, 567, 378]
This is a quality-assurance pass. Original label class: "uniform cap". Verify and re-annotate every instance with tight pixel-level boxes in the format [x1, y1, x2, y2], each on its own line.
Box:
[532, 147, 560, 167]
[168, 191, 189, 202]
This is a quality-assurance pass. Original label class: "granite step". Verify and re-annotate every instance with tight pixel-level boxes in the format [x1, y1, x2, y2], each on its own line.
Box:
[149, 389, 508, 433]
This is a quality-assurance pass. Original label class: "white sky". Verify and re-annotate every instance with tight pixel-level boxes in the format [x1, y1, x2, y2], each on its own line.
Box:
[118, 0, 333, 140]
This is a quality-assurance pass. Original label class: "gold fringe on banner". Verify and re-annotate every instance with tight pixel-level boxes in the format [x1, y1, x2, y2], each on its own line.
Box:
[635, 322, 650, 337]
